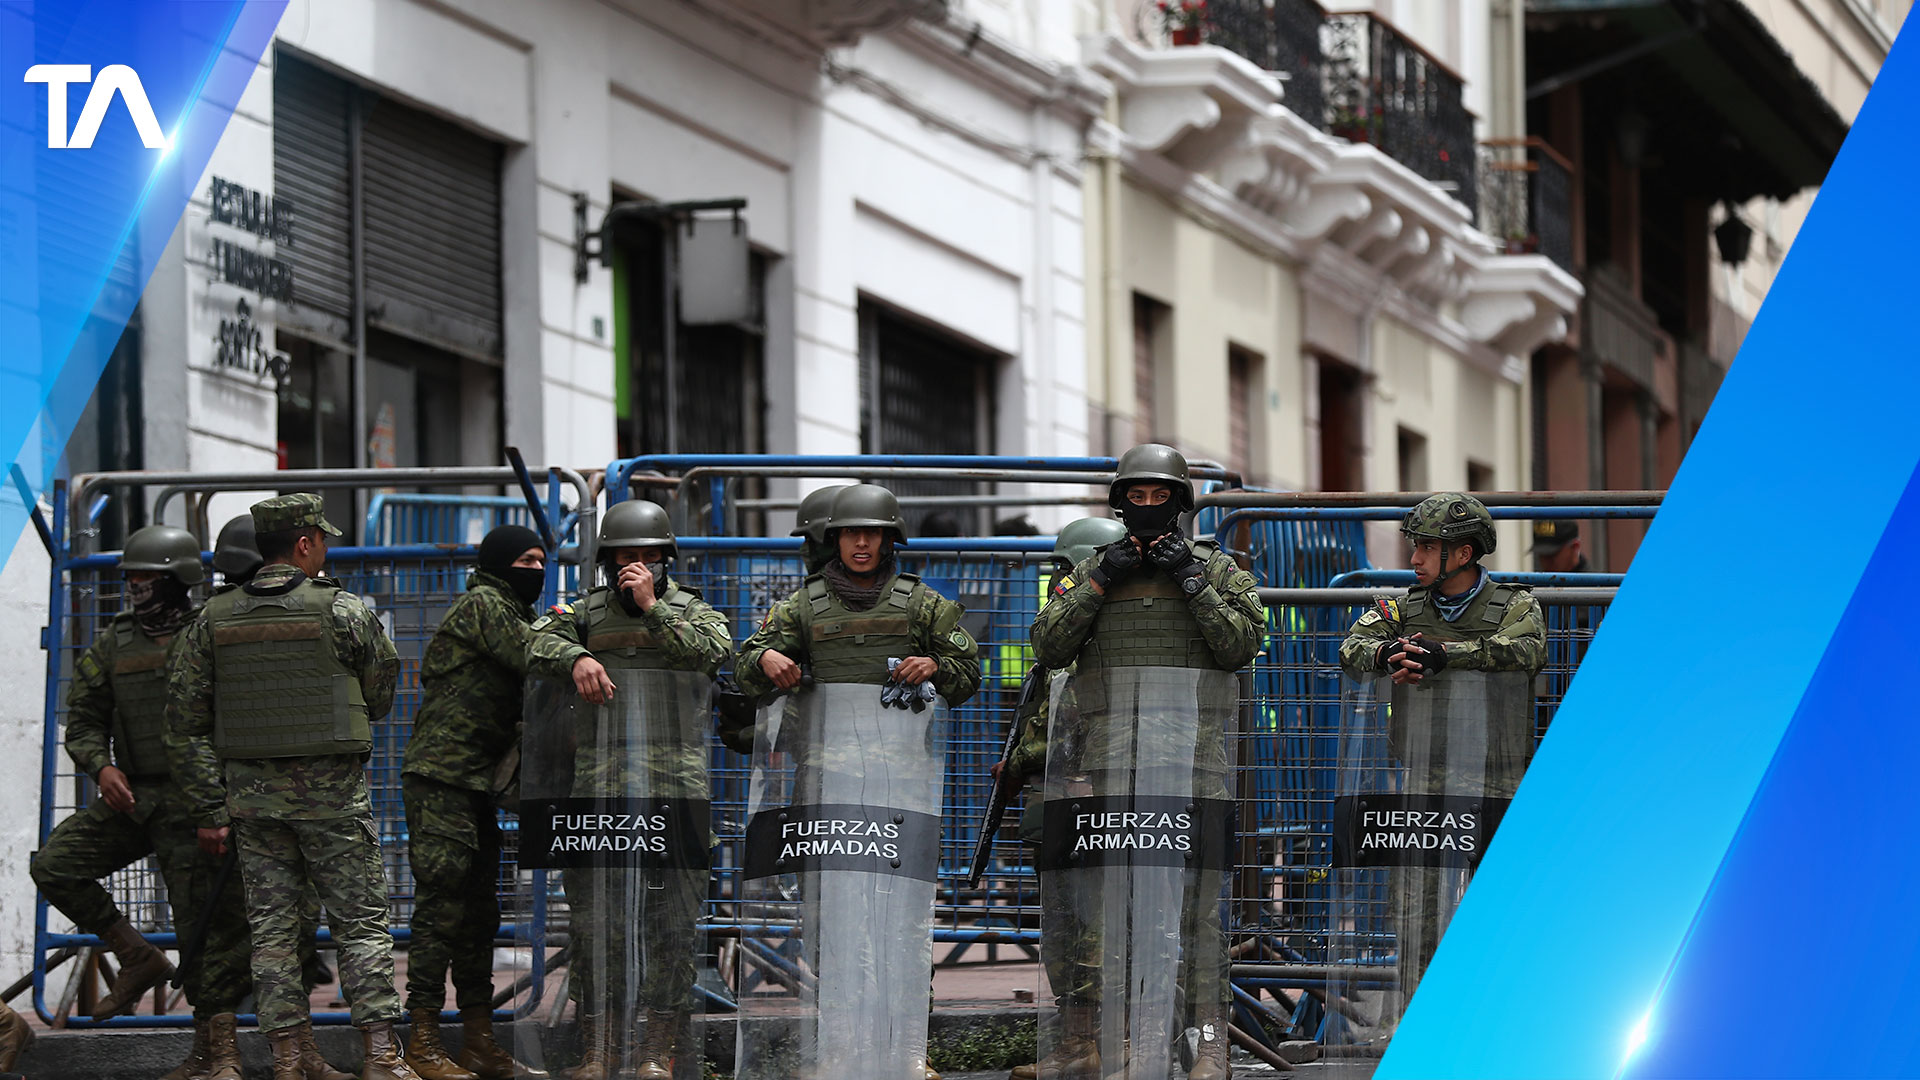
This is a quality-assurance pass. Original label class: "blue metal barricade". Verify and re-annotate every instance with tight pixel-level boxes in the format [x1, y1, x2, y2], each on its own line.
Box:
[32, 459, 1645, 1049]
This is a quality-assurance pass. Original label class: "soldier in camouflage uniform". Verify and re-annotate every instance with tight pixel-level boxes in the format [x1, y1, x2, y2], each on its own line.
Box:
[168, 494, 419, 1080]
[735, 484, 980, 1080]
[400, 524, 550, 1080]
[1337, 493, 1545, 1015]
[28, 526, 253, 1079]
[995, 517, 1125, 1080]
[1029, 445, 1264, 1080]
[527, 500, 732, 1080]
[0, 998, 27, 1073]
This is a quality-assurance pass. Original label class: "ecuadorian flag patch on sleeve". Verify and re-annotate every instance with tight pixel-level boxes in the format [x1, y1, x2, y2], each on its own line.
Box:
[1054, 575, 1074, 596]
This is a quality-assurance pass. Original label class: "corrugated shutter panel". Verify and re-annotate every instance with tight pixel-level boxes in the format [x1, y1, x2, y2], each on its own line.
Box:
[361, 99, 503, 360]
[272, 56, 353, 340]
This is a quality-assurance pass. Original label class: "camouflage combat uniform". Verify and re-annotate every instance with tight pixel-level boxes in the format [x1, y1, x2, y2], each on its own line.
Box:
[1004, 668, 1100, 1004]
[402, 569, 538, 1014]
[32, 608, 254, 1018]
[168, 561, 402, 1034]
[1029, 538, 1262, 1013]
[1338, 571, 1546, 1010]
[733, 569, 981, 703]
[528, 577, 732, 1016]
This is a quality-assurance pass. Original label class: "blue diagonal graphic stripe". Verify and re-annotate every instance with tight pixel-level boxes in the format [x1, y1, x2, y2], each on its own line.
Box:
[0, 1, 287, 566]
[1378, 18, 1920, 1080]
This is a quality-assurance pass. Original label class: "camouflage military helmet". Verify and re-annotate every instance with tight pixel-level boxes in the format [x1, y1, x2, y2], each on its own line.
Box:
[825, 484, 909, 543]
[1108, 443, 1194, 510]
[791, 484, 854, 544]
[1053, 516, 1128, 569]
[1401, 492, 1497, 558]
[121, 525, 206, 586]
[212, 515, 262, 580]
[599, 499, 676, 559]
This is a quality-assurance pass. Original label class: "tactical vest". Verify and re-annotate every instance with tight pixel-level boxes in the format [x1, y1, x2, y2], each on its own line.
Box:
[204, 577, 370, 759]
[579, 582, 703, 672]
[1082, 540, 1219, 670]
[105, 615, 175, 777]
[1395, 579, 1517, 642]
[802, 573, 925, 684]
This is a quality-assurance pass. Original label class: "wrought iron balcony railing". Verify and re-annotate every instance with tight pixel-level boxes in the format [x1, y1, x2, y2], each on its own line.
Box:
[1151, 0, 1477, 214]
[1478, 137, 1575, 273]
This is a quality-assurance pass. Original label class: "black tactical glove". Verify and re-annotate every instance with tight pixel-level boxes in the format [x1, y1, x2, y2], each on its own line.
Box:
[1089, 540, 1142, 589]
[1147, 533, 1206, 596]
[1376, 638, 1405, 671]
[1398, 636, 1450, 674]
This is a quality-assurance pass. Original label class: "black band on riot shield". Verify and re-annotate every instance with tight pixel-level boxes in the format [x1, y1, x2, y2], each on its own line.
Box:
[519, 796, 711, 869]
[742, 802, 941, 882]
[1037, 795, 1236, 871]
[1331, 793, 1512, 869]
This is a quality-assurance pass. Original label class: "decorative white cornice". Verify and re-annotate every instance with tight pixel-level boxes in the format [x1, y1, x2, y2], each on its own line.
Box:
[804, 0, 947, 45]
[1082, 33, 1281, 174]
[1084, 31, 1582, 370]
[896, 17, 1110, 125]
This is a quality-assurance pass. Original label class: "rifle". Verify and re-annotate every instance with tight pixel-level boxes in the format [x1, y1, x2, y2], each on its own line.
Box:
[967, 664, 1049, 888]
[172, 846, 240, 989]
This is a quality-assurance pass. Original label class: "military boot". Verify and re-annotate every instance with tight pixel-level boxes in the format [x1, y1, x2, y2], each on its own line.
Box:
[1186, 1009, 1230, 1080]
[403, 1010, 477, 1080]
[1035, 1003, 1100, 1080]
[0, 1000, 33, 1073]
[160, 1015, 212, 1080]
[300, 1022, 356, 1080]
[568, 1013, 612, 1080]
[628, 1010, 680, 1080]
[455, 1007, 518, 1080]
[361, 1020, 425, 1080]
[205, 1013, 245, 1080]
[92, 916, 175, 1019]
[271, 1027, 311, 1080]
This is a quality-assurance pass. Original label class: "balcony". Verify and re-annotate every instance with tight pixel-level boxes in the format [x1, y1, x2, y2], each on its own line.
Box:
[1477, 137, 1574, 274]
[1162, 0, 1476, 213]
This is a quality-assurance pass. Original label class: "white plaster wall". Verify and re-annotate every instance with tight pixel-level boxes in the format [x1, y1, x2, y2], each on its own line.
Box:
[0, 523, 53, 973]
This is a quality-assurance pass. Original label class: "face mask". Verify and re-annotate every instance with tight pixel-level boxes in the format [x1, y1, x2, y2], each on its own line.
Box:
[127, 578, 161, 613]
[499, 566, 546, 607]
[1120, 499, 1182, 539]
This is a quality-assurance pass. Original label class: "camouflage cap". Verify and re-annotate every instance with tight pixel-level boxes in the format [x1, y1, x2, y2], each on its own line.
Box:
[250, 493, 343, 537]
[1529, 518, 1578, 555]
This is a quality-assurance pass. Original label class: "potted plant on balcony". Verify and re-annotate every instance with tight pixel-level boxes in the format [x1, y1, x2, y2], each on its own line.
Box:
[1158, 0, 1207, 46]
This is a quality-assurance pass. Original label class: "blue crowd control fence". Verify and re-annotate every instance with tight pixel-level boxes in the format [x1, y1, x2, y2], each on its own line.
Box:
[33, 461, 1648, 1052]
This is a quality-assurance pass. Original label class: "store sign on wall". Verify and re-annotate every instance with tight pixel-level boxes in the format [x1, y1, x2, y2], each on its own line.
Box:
[214, 298, 289, 383]
[206, 175, 294, 303]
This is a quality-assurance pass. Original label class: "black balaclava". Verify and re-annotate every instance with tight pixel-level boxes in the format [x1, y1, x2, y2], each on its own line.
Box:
[479, 525, 546, 607]
[1119, 491, 1183, 539]
[129, 576, 192, 636]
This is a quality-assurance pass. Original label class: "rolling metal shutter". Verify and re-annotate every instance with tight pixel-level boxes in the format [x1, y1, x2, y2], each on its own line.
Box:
[271, 56, 353, 342]
[361, 98, 503, 360]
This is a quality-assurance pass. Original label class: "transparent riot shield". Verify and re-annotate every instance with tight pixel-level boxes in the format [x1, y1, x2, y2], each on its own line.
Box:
[733, 682, 947, 1080]
[514, 668, 714, 1080]
[1326, 668, 1535, 1058]
[1035, 666, 1240, 1080]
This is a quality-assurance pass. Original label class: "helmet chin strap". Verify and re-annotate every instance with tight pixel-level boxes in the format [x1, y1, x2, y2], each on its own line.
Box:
[1433, 540, 1477, 589]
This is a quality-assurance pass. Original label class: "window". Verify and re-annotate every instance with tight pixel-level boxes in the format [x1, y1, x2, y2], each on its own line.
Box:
[1317, 357, 1364, 491]
[1133, 293, 1171, 444]
[65, 311, 145, 547]
[1467, 460, 1495, 493]
[1397, 426, 1429, 492]
[272, 52, 505, 539]
[1227, 344, 1264, 481]
[614, 217, 767, 459]
[858, 302, 999, 534]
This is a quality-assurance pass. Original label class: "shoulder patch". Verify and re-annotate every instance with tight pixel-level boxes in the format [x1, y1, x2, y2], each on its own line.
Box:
[950, 629, 972, 649]
[1376, 597, 1400, 622]
[1053, 574, 1075, 595]
[76, 653, 104, 681]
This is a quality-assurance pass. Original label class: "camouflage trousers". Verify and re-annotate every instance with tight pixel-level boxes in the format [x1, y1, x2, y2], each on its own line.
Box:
[235, 813, 400, 1032]
[562, 865, 703, 1015]
[31, 781, 253, 1017]
[402, 775, 501, 1012]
